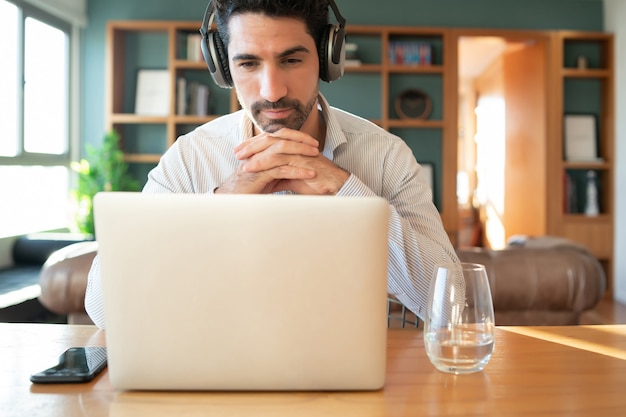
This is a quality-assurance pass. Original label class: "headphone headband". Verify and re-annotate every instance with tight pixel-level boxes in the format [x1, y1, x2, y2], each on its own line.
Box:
[199, 0, 347, 88]
[327, 0, 347, 65]
[199, 1, 217, 74]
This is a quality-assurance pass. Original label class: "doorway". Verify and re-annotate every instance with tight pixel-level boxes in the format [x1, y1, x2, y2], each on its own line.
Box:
[457, 32, 548, 249]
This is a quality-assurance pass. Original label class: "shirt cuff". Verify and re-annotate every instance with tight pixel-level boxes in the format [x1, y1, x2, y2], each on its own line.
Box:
[336, 174, 377, 197]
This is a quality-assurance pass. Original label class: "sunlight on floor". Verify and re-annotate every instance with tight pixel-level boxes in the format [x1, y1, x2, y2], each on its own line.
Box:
[502, 325, 626, 360]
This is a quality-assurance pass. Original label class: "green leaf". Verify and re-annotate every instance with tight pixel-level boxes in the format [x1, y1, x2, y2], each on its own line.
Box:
[71, 129, 140, 235]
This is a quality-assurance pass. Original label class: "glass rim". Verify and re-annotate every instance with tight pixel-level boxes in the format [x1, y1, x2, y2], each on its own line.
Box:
[434, 262, 486, 271]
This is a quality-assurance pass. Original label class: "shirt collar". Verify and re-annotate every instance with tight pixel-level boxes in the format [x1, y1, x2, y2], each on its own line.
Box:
[317, 93, 347, 159]
[237, 93, 347, 159]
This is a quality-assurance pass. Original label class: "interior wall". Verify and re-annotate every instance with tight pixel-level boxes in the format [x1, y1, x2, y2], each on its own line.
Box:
[472, 56, 505, 249]
[457, 82, 477, 206]
[604, 0, 625, 304]
[82, 0, 604, 150]
[502, 41, 547, 238]
[456, 82, 478, 248]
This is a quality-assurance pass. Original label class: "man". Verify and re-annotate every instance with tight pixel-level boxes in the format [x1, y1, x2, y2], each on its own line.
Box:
[84, 0, 459, 328]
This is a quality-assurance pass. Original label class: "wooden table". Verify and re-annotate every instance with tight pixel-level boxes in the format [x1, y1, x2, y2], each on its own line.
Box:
[1, 323, 625, 416]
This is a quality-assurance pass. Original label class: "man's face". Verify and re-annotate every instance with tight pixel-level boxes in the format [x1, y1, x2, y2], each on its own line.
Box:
[226, 13, 320, 134]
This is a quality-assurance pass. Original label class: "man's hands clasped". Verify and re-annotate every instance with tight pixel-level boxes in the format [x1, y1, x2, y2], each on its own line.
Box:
[216, 128, 349, 195]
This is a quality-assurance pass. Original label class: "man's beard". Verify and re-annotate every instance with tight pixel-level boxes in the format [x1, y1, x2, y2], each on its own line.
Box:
[249, 94, 318, 133]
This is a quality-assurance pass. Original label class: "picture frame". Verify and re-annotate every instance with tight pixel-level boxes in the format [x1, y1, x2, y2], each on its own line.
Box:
[563, 114, 599, 162]
[135, 69, 170, 116]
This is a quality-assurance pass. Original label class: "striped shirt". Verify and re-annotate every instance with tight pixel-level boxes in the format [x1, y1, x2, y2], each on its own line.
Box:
[84, 94, 458, 328]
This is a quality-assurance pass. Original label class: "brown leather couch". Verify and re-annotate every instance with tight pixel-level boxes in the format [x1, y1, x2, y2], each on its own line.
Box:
[38, 237, 606, 326]
[457, 237, 607, 325]
[38, 241, 97, 324]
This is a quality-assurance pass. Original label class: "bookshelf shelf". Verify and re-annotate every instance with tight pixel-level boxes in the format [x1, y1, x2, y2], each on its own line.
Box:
[387, 119, 444, 128]
[173, 115, 220, 124]
[563, 213, 612, 222]
[388, 65, 444, 74]
[110, 114, 168, 124]
[562, 68, 611, 78]
[172, 60, 208, 69]
[563, 161, 610, 170]
[124, 154, 163, 164]
[344, 64, 383, 73]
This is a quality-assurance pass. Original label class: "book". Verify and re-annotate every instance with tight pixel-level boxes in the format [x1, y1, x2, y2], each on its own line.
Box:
[186, 34, 202, 62]
[186, 81, 210, 116]
[176, 77, 187, 115]
[388, 41, 432, 66]
[195, 84, 209, 116]
[563, 171, 578, 214]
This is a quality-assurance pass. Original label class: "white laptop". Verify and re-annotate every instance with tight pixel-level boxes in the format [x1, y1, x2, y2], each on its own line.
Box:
[93, 192, 390, 391]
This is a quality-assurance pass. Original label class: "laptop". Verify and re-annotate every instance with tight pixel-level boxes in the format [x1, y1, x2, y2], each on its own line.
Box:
[93, 192, 390, 391]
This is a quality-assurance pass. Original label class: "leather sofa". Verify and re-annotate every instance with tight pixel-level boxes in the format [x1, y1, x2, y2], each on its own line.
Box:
[0, 234, 92, 322]
[38, 241, 97, 324]
[457, 236, 607, 325]
[37, 237, 606, 326]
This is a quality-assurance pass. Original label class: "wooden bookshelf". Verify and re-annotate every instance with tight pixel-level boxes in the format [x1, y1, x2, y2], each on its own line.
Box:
[105, 21, 459, 242]
[549, 31, 615, 294]
[105, 21, 615, 276]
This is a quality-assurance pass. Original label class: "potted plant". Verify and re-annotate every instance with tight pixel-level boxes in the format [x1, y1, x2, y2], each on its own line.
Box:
[71, 130, 139, 236]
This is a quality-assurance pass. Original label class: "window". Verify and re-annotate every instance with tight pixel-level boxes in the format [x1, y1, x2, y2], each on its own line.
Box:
[0, 0, 72, 237]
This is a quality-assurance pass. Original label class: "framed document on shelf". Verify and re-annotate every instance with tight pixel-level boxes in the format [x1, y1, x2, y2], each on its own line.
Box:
[563, 114, 599, 162]
[135, 69, 170, 116]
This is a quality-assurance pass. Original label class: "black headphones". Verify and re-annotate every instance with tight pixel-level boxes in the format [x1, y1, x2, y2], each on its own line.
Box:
[199, 0, 347, 88]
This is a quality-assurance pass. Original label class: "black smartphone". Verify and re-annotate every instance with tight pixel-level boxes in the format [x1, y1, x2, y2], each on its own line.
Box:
[30, 347, 108, 384]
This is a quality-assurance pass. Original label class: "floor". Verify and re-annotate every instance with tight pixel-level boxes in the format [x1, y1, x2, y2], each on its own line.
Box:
[580, 296, 626, 325]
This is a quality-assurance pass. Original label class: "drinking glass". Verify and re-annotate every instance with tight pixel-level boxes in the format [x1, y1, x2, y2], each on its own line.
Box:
[424, 262, 495, 374]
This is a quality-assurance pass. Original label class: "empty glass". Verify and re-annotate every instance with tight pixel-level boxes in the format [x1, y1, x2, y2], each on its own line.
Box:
[424, 262, 495, 374]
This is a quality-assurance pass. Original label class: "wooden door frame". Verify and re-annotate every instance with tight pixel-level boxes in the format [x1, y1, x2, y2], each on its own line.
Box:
[450, 28, 555, 247]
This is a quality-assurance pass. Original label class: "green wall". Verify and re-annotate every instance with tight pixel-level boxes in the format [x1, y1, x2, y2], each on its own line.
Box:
[81, 0, 604, 178]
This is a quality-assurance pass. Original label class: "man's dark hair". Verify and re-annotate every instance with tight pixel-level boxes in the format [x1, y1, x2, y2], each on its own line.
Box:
[213, 0, 330, 50]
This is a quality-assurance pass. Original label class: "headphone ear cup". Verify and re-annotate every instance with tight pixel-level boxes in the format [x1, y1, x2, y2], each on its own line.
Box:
[203, 30, 233, 88]
[318, 25, 332, 82]
[319, 24, 345, 83]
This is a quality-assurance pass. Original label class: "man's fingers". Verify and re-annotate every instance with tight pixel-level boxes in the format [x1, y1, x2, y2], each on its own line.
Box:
[240, 151, 331, 176]
[234, 129, 319, 159]
[236, 139, 318, 160]
[271, 128, 319, 146]
[261, 165, 317, 180]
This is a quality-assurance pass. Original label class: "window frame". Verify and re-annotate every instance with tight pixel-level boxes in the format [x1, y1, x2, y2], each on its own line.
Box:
[0, 0, 81, 241]
[0, 0, 73, 167]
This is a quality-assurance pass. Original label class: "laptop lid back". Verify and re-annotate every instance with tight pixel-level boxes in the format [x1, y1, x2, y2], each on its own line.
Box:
[94, 192, 389, 391]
